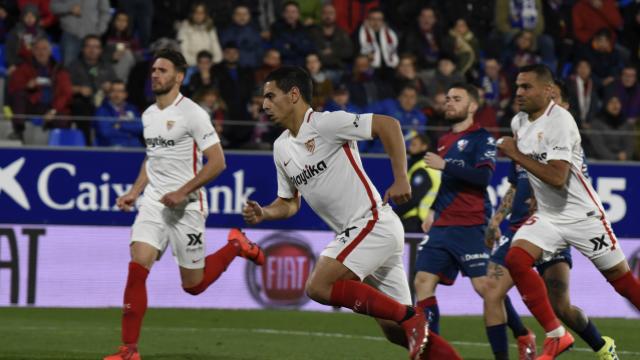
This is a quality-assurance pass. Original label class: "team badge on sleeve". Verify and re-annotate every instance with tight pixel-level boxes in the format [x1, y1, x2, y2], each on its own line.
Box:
[305, 138, 316, 154]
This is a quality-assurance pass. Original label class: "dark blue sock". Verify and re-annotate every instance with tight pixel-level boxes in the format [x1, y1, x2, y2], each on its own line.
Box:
[486, 324, 509, 359]
[417, 296, 440, 334]
[578, 320, 605, 351]
[505, 296, 528, 337]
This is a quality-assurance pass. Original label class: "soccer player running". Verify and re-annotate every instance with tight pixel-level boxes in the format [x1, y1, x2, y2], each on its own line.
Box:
[485, 79, 618, 360]
[243, 66, 461, 360]
[104, 49, 265, 360]
[498, 64, 640, 360]
[413, 83, 535, 359]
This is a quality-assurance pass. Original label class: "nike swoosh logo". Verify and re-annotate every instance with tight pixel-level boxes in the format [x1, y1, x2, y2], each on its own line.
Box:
[284, 159, 292, 166]
[437, 146, 445, 152]
[192, 258, 202, 263]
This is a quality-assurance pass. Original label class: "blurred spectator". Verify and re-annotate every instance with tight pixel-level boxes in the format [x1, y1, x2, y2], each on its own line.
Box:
[8, 36, 71, 141]
[103, 11, 140, 82]
[343, 54, 389, 109]
[194, 87, 226, 145]
[392, 54, 428, 107]
[572, 0, 622, 45]
[356, 7, 398, 81]
[542, 0, 573, 65]
[332, 0, 379, 35]
[149, 1, 190, 41]
[256, 0, 281, 40]
[474, 87, 500, 139]
[219, 5, 263, 69]
[620, 2, 640, 66]
[394, 133, 440, 233]
[0, 3, 17, 44]
[435, 1, 495, 46]
[305, 53, 333, 111]
[607, 66, 640, 123]
[254, 48, 281, 87]
[94, 80, 142, 147]
[424, 91, 448, 145]
[51, 0, 111, 66]
[247, 91, 281, 149]
[401, 7, 455, 71]
[68, 34, 117, 145]
[119, 0, 152, 48]
[364, 85, 427, 152]
[204, 0, 236, 31]
[479, 58, 511, 111]
[576, 29, 624, 86]
[17, 0, 56, 29]
[5, 4, 46, 73]
[212, 42, 254, 148]
[568, 59, 601, 129]
[299, 0, 322, 26]
[182, 50, 217, 97]
[493, 0, 556, 70]
[422, 56, 465, 98]
[323, 84, 361, 113]
[270, 1, 315, 66]
[448, 18, 479, 75]
[588, 95, 635, 160]
[502, 30, 542, 80]
[308, 4, 353, 83]
[177, 2, 223, 67]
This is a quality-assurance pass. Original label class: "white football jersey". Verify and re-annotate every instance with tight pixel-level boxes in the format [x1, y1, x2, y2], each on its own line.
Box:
[511, 101, 605, 223]
[274, 108, 386, 232]
[141, 93, 220, 212]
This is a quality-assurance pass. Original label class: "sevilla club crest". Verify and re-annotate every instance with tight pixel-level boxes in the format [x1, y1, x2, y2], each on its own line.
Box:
[305, 138, 316, 154]
[166, 120, 175, 131]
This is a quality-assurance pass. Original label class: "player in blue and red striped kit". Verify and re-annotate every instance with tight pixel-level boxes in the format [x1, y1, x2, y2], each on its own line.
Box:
[413, 83, 536, 359]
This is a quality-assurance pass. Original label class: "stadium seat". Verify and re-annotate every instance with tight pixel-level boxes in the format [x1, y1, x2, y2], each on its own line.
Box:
[48, 128, 86, 146]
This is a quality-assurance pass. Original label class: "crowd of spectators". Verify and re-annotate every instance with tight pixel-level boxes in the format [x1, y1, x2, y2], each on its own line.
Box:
[0, 0, 639, 160]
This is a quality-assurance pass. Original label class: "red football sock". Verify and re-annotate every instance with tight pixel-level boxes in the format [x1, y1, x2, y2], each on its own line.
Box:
[122, 262, 149, 345]
[329, 279, 407, 322]
[424, 333, 462, 360]
[609, 271, 640, 310]
[183, 242, 239, 295]
[505, 247, 561, 332]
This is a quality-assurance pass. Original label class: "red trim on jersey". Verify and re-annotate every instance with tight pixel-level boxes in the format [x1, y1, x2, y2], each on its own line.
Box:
[546, 103, 556, 116]
[193, 141, 203, 212]
[337, 219, 376, 263]
[175, 95, 185, 106]
[337, 143, 379, 262]
[305, 110, 314, 122]
[575, 170, 617, 249]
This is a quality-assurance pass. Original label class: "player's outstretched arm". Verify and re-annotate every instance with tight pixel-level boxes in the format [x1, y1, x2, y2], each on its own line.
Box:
[497, 136, 570, 188]
[116, 157, 148, 211]
[243, 196, 301, 225]
[371, 114, 411, 205]
[161, 143, 226, 208]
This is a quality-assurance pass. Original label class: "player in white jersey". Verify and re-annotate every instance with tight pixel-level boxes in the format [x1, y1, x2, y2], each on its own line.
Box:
[497, 64, 640, 360]
[104, 49, 264, 360]
[242, 66, 462, 360]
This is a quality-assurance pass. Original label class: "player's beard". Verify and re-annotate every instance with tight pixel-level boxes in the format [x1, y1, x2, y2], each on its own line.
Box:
[152, 78, 176, 96]
[444, 106, 468, 124]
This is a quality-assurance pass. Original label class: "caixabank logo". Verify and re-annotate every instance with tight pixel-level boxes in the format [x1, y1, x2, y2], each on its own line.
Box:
[246, 232, 316, 308]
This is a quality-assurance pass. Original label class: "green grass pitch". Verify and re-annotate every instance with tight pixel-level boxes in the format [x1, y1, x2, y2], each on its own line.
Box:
[0, 308, 638, 359]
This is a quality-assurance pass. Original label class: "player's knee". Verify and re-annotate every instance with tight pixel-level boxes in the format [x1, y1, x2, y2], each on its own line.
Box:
[413, 272, 434, 292]
[305, 280, 330, 304]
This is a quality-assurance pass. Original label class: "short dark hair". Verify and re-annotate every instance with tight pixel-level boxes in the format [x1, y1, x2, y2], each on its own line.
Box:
[518, 64, 554, 84]
[282, 1, 300, 11]
[448, 82, 479, 104]
[553, 78, 569, 104]
[154, 48, 188, 74]
[196, 50, 213, 61]
[82, 34, 101, 48]
[264, 66, 313, 104]
[412, 133, 430, 147]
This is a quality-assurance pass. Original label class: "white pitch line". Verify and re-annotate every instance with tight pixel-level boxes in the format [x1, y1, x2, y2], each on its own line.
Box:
[3, 325, 640, 356]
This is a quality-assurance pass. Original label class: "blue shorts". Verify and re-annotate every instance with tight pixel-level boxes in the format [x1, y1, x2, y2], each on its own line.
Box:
[415, 225, 489, 285]
[490, 228, 573, 274]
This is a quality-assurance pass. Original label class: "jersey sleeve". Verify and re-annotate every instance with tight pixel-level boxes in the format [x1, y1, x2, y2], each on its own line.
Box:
[274, 145, 297, 199]
[545, 116, 575, 162]
[188, 108, 220, 151]
[474, 133, 497, 169]
[314, 111, 373, 143]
